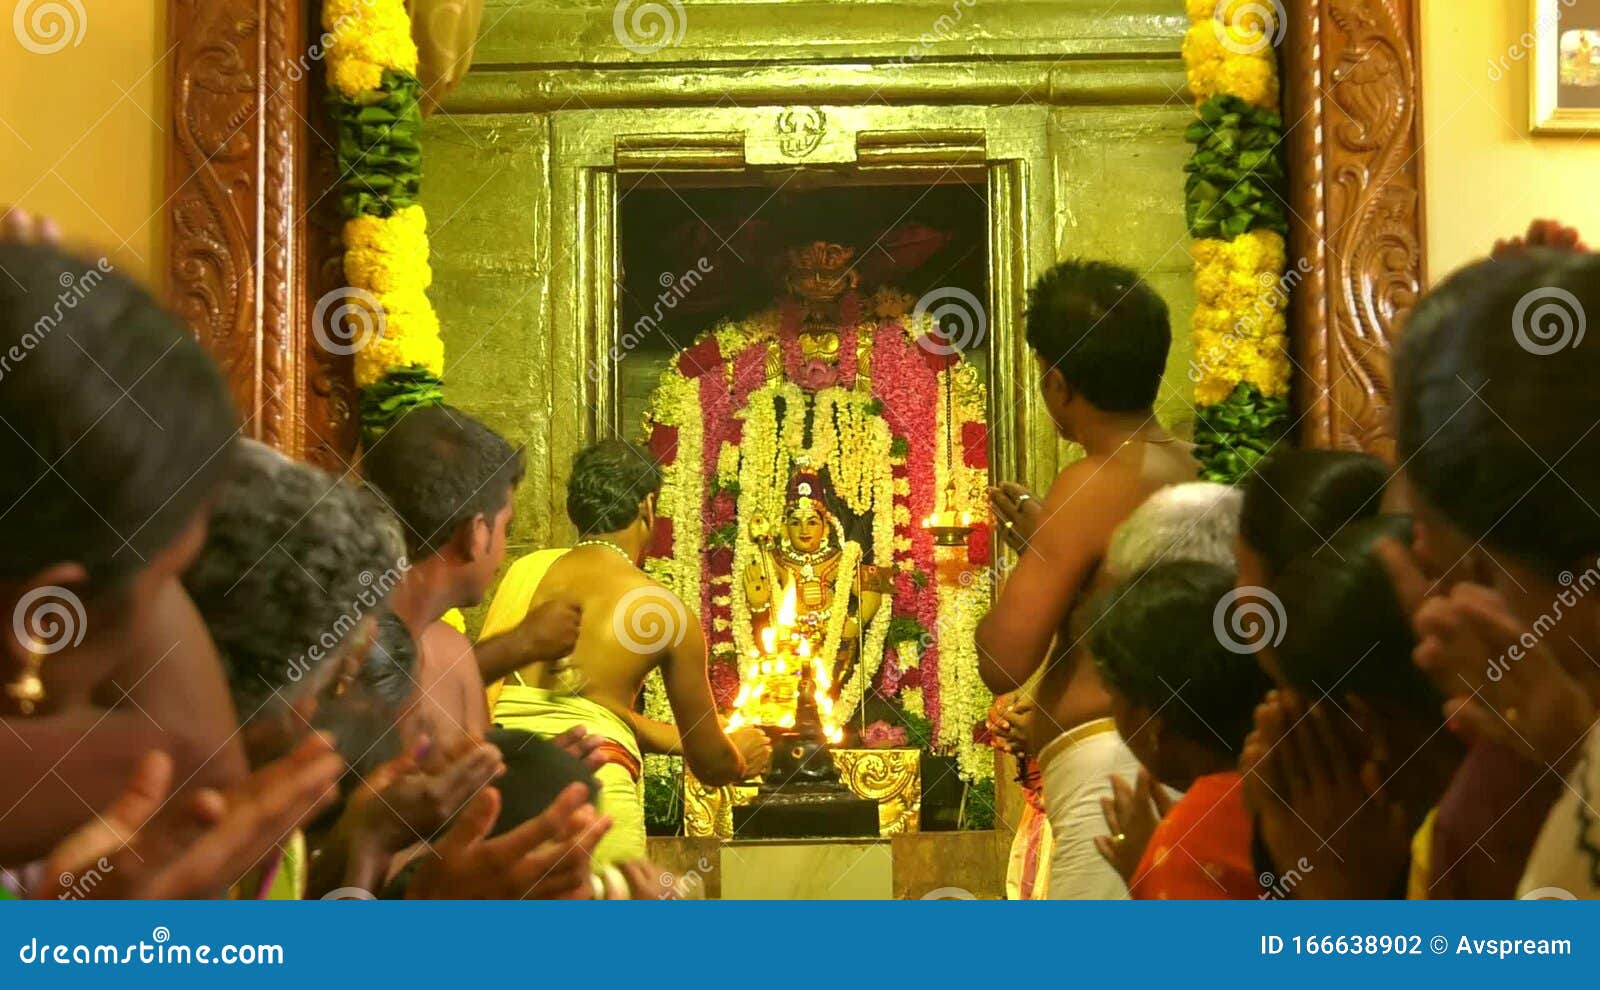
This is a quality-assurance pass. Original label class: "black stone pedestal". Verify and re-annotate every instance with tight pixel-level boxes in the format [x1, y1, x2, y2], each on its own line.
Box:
[732, 784, 879, 838]
[731, 728, 879, 839]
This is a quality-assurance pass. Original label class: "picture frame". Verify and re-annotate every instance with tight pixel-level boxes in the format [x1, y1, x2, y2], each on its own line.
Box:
[1532, 0, 1600, 133]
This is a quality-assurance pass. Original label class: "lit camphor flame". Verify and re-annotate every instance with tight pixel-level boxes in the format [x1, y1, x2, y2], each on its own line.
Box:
[727, 579, 843, 743]
[812, 655, 843, 745]
[775, 579, 799, 628]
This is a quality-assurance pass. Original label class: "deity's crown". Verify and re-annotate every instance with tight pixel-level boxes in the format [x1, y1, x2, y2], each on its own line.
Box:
[784, 456, 831, 513]
[784, 241, 859, 297]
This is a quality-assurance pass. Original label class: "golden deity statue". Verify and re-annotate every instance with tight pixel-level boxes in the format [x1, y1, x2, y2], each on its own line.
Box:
[743, 461, 886, 696]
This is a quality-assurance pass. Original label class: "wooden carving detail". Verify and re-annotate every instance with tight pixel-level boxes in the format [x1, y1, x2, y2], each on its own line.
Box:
[304, 45, 361, 468]
[167, 0, 257, 422]
[168, 0, 352, 462]
[1285, 0, 1424, 459]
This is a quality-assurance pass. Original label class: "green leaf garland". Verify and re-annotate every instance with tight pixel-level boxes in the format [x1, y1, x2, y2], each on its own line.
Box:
[1184, 95, 1288, 241]
[1193, 383, 1290, 484]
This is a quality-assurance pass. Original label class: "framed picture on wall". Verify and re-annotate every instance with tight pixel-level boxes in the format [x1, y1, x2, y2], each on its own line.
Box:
[1533, 0, 1600, 132]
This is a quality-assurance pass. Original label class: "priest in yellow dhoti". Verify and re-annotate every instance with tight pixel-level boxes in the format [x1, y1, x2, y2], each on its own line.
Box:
[482, 442, 771, 866]
[478, 546, 647, 866]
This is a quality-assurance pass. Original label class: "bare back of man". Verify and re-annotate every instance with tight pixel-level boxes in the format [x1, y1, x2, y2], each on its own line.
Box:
[982, 439, 1198, 746]
[509, 545, 750, 786]
[1033, 442, 1198, 737]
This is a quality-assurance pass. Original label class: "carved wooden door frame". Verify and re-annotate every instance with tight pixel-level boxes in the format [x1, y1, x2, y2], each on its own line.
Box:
[1283, 0, 1425, 458]
[165, 0, 355, 468]
[165, 0, 1426, 462]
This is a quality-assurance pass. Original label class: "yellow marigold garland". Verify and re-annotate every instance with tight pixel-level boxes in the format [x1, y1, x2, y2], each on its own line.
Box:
[324, 0, 419, 99]
[1189, 230, 1292, 405]
[1183, 0, 1281, 109]
[323, 0, 446, 432]
[1184, 1, 1292, 483]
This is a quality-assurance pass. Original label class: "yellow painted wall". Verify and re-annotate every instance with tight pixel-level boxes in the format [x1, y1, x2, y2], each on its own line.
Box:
[0, 2, 166, 284]
[1422, 0, 1600, 280]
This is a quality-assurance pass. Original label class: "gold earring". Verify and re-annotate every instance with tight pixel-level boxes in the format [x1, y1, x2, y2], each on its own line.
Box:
[6, 637, 47, 715]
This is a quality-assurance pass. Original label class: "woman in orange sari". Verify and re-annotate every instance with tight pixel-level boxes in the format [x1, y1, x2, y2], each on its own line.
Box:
[1088, 561, 1271, 899]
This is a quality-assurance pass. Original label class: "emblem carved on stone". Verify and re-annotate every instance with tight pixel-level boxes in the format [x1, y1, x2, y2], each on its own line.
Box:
[775, 107, 828, 158]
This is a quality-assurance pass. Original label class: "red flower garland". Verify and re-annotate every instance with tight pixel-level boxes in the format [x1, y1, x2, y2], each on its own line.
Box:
[961, 421, 988, 469]
[648, 423, 678, 465]
[871, 322, 943, 732]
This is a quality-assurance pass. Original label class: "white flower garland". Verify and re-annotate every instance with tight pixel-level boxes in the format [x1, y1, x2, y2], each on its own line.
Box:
[778, 383, 808, 481]
[836, 413, 896, 722]
[642, 665, 672, 722]
[812, 539, 863, 678]
[648, 372, 704, 656]
[941, 573, 994, 781]
[731, 382, 780, 671]
[806, 388, 837, 474]
[930, 362, 994, 781]
[715, 441, 740, 488]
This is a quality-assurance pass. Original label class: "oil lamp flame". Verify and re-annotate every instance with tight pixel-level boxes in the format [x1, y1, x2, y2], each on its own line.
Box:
[775, 579, 799, 630]
[727, 576, 845, 743]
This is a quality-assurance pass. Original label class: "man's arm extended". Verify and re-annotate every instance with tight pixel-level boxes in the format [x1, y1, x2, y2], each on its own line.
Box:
[628, 714, 684, 755]
[659, 609, 745, 785]
[474, 601, 582, 684]
[974, 459, 1140, 693]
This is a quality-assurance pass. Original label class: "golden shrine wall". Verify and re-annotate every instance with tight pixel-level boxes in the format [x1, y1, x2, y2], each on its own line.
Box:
[420, 0, 1194, 559]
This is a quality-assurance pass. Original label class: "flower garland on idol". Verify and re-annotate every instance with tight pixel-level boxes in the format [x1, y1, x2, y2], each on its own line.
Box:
[323, 0, 446, 438]
[640, 290, 993, 784]
[1182, 0, 1292, 483]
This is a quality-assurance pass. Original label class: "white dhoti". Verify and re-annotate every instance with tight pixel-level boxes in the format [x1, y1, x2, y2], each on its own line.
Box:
[1038, 717, 1143, 900]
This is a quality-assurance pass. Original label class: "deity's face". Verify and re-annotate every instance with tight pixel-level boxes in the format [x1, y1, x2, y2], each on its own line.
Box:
[784, 500, 829, 554]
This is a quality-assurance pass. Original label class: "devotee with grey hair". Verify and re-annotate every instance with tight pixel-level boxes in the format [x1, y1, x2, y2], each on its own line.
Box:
[1103, 482, 1243, 583]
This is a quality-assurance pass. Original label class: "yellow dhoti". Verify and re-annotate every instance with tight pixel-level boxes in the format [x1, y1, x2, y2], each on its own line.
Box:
[491, 684, 647, 866]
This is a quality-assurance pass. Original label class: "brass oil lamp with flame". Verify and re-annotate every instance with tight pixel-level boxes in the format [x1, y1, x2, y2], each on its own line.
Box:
[728, 582, 878, 838]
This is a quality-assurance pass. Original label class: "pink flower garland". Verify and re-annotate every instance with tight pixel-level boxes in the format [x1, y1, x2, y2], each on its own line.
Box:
[872, 322, 943, 733]
[696, 340, 770, 678]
